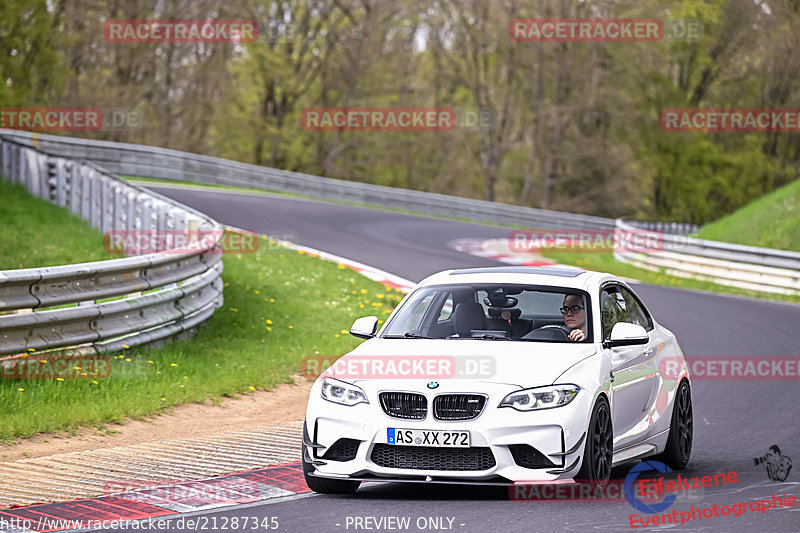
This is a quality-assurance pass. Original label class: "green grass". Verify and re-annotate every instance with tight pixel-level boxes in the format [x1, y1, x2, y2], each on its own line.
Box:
[695, 177, 800, 252]
[0, 180, 117, 269]
[0, 239, 403, 440]
[0, 178, 404, 439]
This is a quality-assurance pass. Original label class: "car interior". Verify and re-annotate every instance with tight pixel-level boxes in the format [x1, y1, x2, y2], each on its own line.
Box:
[387, 284, 590, 342]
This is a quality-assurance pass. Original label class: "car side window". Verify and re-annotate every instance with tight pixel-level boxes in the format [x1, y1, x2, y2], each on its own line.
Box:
[600, 286, 630, 339]
[620, 287, 653, 331]
[437, 293, 454, 322]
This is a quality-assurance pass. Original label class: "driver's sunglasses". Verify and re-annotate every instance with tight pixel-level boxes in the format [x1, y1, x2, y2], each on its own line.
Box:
[560, 305, 584, 315]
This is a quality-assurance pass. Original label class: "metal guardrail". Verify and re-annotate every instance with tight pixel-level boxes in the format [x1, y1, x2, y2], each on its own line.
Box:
[614, 218, 800, 296]
[0, 130, 619, 231]
[0, 136, 225, 357]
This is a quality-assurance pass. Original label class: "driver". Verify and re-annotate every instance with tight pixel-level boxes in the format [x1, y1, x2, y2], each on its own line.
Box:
[561, 294, 587, 342]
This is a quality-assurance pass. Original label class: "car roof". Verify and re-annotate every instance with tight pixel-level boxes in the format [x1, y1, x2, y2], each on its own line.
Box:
[417, 266, 615, 292]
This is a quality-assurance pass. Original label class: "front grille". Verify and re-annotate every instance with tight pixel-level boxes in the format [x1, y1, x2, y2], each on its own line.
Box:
[321, 438, 361, 461]
[433, 394, 486, 420]
[371, 444, 496, 471]
[508, 444, 557, 469]
[379, 392, 427, 420]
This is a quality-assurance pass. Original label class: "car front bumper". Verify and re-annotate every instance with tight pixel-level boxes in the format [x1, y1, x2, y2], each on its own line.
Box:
[304, 380, 595, 484]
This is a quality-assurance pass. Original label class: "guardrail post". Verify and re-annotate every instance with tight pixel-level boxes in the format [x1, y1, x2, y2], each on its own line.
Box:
[54, 158, 67, 207]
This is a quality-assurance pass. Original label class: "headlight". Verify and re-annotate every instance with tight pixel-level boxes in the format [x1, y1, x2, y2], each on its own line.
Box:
[499, 384, 580, 411]
[320, 377, 369, 406]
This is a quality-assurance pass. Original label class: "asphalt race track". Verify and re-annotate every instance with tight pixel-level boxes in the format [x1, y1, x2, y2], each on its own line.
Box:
[122, 185, 800, 533]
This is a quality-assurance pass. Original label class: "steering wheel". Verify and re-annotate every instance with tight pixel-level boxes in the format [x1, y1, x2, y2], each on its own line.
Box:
[536, 324, 572, 340]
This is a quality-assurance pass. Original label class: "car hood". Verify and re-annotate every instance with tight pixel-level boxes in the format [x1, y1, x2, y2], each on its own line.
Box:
[329, 338, 597, 388]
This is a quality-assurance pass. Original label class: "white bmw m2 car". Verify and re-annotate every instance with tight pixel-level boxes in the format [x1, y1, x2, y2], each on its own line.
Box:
[303, 266, 692, 493]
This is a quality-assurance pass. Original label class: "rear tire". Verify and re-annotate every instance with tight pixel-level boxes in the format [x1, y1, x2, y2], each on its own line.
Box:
[657, 380, 692, 470]
[576, 396, 613, 487]
[302, 423, 360, 495]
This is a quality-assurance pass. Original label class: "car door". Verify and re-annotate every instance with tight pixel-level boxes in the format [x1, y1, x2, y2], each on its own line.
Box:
[600, 284, 660, 450]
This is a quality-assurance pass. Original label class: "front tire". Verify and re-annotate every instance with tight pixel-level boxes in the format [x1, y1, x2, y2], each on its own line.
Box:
[302, 424, 360, 495]
[576, 396, 613, 486]
[657, 380, 692, 469]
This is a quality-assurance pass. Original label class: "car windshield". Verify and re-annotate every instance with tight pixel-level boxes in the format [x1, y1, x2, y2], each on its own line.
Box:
[382, 284, 591, 342]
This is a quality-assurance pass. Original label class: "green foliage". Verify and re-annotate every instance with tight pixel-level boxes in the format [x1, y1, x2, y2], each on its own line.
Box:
[3, 0, 800, 224]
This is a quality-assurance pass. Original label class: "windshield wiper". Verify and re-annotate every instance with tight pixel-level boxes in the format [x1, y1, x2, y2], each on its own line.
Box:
[383, 332, 437, 339]
[470, 333, 512, 340]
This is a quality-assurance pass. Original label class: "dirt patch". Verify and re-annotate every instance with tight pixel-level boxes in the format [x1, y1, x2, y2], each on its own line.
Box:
[0, 377, 313, 463]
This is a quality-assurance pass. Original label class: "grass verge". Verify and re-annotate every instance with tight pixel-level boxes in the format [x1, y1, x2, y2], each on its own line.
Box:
[694, 178, 800, 252]
[0, 180, 117, 269]
[0, 179, 403, 440]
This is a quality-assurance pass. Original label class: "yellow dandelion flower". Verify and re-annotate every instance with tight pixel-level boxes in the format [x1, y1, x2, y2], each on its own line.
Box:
[56, 378, 64, 382]
[170, 363, 177, 367]
[74, 366, 82, 370]
[359, 304, 365, 308]
[376, 294, 385, 299]
[40, 359, 47, 363]
[298, 250, 305, 254]
[254, 290, 260, 295]
[337, 264, 347, 269]
[335, 334, 340, 337]
[267, 327, 272, 331]
[360, 289, 368, 294]
[249, 386, 256, 391]
[17, 388, 24, 392]
[147, 360, 154, 364]
[125, 358, 131, 362]
[266, 319, 273, 324]
[123, 345, 130, 349]
[288, 325, 294, 329]
[91, 380, 98, 385]
[161, 397, 166, 401]
[27, 348, 35, 352]
[183, 376, 188, 379]
[270, 298, 275, 302]
[341, 329, 348, 334]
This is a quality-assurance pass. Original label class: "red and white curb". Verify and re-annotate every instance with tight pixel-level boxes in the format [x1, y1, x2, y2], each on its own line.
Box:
[0, 463, 308, 533]
[450, 238, 572, 268]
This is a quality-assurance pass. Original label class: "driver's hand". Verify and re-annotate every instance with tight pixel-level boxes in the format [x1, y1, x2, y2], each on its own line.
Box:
[568, 329, 585, 342]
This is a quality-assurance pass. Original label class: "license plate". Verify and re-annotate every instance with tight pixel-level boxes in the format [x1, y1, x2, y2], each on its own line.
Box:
[387, 428, 470, 447]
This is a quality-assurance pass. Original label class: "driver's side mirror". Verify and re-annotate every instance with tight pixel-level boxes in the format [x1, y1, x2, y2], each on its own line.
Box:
[603, 322, 648, 348]
[350, 316, 378, 339]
